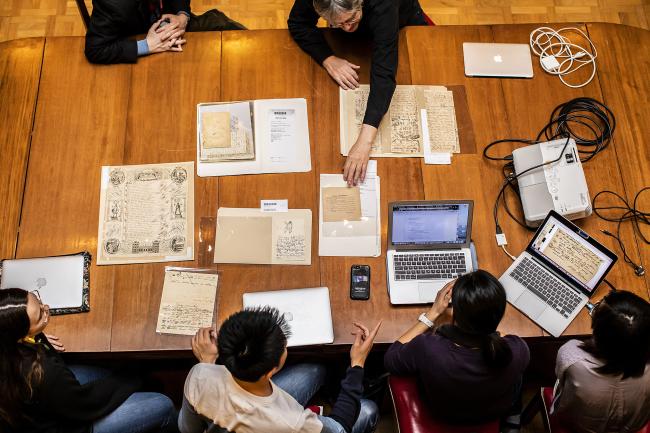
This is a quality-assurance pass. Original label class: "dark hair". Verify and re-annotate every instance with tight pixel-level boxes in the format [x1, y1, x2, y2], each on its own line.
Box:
[452, 270, 512, 369]
[0, 288, 43, 427]
[217, 306, 291, 382]
[582, 290, 650, 378]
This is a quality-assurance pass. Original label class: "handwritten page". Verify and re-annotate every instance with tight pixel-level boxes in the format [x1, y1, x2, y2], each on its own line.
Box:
[97, 162, 194, 265]
[389, 86, 421, 154]
[345, 86, 383, 153]
[156, 270, 218, 335]
[542, 228, 603, 284]
[199, 102, 255, 162]
[201, 112, 231, 148]
[272, 217, 307, 262]
[322, 187, 362, 222]
[423, 88, 460, 154]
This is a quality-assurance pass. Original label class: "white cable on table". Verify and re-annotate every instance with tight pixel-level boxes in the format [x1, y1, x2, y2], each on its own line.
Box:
[529, 26, 597, 88]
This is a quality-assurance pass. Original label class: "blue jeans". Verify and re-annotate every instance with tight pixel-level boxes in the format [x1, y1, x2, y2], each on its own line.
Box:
[273, 363, 379, 433]
[68, 365, 178, 433]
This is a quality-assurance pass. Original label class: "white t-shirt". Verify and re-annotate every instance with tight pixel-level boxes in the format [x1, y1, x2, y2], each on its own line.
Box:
[181, 363, 323, 433]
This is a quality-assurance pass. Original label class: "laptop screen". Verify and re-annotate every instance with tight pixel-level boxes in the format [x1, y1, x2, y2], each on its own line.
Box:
[530, 213, 616, 293]
[391, 203, 471, 247]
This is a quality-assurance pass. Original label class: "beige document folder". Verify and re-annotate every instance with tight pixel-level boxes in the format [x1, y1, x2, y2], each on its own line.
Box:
[213, 208, 312, 265]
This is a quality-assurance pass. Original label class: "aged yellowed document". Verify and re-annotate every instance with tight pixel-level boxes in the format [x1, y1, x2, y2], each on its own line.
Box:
[322, 187, 362, 222]
[97, 162, 194, 265]
[541, 229, 603, 285]
[201, 112, 231, 148]
[156, 269, 218, 335]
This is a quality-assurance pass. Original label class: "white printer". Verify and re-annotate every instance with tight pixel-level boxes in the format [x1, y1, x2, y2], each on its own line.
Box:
[512, 138, 591, 226]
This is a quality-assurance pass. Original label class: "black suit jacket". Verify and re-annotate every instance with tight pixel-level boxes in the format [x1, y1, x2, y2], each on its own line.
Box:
[85, 0, 191, 64]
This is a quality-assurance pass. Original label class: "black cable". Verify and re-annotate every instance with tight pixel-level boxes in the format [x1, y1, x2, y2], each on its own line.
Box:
[485, 97, 616, 238]
[593, 188, 649, 276]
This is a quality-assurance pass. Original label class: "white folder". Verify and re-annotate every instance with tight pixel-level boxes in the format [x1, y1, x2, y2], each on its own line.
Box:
[318, 162, 381, 257]
[197, 98, 311, 177]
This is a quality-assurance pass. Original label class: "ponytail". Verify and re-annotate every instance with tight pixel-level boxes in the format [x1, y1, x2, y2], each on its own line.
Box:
[481, 332, 513, 369]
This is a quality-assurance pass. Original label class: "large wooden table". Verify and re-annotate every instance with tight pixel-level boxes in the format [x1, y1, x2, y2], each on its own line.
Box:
[1, 24, 648, 353]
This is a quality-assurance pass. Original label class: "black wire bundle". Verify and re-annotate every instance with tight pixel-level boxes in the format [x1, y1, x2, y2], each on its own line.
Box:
[593, 188, 649, 276]
[485, 97, 616, 233]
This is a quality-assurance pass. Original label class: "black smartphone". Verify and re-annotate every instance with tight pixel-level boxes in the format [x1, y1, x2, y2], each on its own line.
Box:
[350, 265, 370, 300]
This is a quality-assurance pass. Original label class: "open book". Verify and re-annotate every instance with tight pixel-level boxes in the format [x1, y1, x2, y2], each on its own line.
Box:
[340, 85, 460, 157]
[197, 98, 311, 177]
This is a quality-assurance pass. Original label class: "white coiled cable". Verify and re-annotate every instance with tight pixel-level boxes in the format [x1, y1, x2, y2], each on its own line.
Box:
[529, 26, 597, 88]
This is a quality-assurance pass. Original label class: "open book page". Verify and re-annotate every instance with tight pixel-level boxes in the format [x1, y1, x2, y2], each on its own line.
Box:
[199, 102, 255, 161]
[97, 162, 194, 264]
[156, 270, 218, 335]
[422, 87, 460, 154]
[389, 86, 422, 154]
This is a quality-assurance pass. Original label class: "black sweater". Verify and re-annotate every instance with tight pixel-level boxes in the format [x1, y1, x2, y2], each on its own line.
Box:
[13, 335, 140, 433]
[287, 0, 422, 128]
[85, 0, 191, 64]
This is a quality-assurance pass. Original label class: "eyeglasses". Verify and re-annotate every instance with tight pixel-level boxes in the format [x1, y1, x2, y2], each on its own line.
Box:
[328, 10, 362, 28]
[31, 290, 42, 304]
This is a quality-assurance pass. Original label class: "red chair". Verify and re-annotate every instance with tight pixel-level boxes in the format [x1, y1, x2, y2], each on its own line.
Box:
[541, 387, 650, 433]
[388, 376, 500, 433]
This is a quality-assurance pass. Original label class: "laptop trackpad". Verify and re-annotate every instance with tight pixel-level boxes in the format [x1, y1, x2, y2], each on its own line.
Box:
[517, 291, 547, 319]
[418, 282, 437, 303]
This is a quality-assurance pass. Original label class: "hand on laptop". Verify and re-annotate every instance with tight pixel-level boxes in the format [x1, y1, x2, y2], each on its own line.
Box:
[350, 320, 382, 368]
[426, 280, 454, 321]
[192, 327, 218, 364]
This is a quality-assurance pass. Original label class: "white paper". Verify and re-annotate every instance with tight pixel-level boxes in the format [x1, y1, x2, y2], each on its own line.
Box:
[268, 109, 296, 164]
[421, 110, 452, 165]
[261, 199, 289, 212]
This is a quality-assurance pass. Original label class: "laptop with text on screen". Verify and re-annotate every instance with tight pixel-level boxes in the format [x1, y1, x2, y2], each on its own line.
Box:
[499, 210, 617, 337]
[387, 201, 475, 305]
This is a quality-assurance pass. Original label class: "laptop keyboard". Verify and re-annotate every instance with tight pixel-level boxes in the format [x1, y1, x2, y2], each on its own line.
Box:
[509, 257, 582, 318]
[393, 252, 467, 280]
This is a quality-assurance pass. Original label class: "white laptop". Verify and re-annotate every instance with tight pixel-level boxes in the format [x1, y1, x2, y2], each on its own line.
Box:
[387, 201, 476, 305]
[242, 287, 334, 347]
[499, 211, 617, 337]
[463, 42, 534, 78]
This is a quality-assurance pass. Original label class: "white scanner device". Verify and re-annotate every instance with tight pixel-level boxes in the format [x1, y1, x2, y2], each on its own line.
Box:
[512, 138, 591, 226]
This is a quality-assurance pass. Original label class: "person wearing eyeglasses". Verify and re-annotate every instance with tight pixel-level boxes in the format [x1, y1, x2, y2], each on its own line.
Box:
[0, 288, 178, 433]
[550, 290, 650, 432]
[288, 0, 433, 186]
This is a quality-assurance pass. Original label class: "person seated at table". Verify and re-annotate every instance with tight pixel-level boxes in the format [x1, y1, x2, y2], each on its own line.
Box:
[0, 288, 178, 433]
[288, 0, 433, 186]
[179, 306, 380, 433]
[550, 290, 650, 432]
[85, 0, 246, 64]
[384, 270, 530, 428]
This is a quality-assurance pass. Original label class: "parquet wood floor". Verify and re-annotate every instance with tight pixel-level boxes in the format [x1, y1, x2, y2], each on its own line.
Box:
[1, 0, 648, 42]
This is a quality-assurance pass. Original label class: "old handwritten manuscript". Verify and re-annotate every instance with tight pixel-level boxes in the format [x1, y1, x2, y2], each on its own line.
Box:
[156, 269, 218, 335]
[97, 162, 194, 265]
[340, 85, 460, 157]
[213, 208, 312, 265]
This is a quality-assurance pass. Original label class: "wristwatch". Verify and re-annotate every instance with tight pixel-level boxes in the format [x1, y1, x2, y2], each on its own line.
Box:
[418, 313, 434, 329]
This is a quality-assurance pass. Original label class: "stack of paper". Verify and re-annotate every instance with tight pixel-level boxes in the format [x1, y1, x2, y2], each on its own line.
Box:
[318, 161, 381, 257]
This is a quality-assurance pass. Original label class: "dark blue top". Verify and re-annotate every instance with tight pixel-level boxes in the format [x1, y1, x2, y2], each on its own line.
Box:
[384, 332, 530, 423]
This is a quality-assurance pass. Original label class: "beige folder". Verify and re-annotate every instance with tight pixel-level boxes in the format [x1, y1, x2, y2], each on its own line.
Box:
[213, 208, 312, 265]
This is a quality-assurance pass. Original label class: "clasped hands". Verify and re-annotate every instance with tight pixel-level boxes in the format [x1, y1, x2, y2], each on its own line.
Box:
[145, 14, 189, 54]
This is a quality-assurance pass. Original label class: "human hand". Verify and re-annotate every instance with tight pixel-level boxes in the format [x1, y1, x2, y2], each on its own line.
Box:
[45, 334, 65, 352]
[323, 56, 360, 90]
[158, 13, 189, 32]
[349, 321, 382, 368]
[191, 327, 218, 364]
[146, 19, 185, 54]
[343, 125, 376, 185]
[427, 280, 454, 320]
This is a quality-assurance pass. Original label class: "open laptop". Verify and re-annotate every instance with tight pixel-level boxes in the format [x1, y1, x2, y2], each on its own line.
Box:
[242, 287, 334, 347]
[499, 211, 617, 337]
[387, 201, 475, 305]
[463, 42, 534, 78]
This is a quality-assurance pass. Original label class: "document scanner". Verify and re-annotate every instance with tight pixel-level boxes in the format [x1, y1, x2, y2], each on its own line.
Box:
[512, 138, 591, 226]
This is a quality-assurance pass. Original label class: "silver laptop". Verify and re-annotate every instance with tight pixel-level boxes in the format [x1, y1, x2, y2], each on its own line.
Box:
[499, 211, 617, 337]
[463, 42, 534, 78]
[387, 201, 475, 305]
[242, 287, 334, 347]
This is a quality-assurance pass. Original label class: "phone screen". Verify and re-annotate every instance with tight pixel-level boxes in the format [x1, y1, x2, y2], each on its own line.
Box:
[350, 266, 370, 300]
